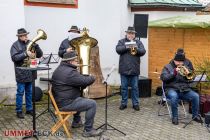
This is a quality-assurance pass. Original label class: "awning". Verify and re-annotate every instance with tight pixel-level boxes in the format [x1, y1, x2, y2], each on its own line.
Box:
[149, 15, 210, 28]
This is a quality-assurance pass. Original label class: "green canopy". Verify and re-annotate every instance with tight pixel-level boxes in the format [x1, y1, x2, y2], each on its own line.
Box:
[149, 16, 210, 29]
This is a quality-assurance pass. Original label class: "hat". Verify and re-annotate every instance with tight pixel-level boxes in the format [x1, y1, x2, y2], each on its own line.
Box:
[16, 28, 29, 36]
[174, 51, 185, 61]
[68, 25, 80, 33]
[125, 26, 136, 33]
[62, 51, 78, 61]
[176, 48, 185, 54]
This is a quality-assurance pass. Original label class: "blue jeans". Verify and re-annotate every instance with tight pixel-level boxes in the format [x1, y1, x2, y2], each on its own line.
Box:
[16, 82, 33, 113]
[120, 74, 139, 106]
[167, 88, 199, 118]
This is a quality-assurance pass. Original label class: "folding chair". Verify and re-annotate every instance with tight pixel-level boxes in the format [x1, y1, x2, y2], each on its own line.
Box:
[48, 86, 76, 138]
[158, 82, 187, 119]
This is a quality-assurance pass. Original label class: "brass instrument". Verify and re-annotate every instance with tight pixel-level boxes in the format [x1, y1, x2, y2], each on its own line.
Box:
[177, 65, 195, 80]
[130, 46, 137, 55]
[22, 29, 47, 67]
[69, 27, 98, 97]
[125, 41, 137, 55]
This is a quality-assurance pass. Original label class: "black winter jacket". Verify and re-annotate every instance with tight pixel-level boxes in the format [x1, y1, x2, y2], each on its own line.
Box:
[160, 60, 194, 93]
[116, 38, 146, 75]
[10, 39, 43, 82]
[51, 62, 95, 108]
[58, 38, 69, 58]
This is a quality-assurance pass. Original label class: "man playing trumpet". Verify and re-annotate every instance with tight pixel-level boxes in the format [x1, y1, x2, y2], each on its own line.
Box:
[160, 48, 201, 125]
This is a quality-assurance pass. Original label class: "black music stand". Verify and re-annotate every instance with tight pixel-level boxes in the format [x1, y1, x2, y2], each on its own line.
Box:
[183, 70, 210, 132]
[36, 53, 59, 122]
[17, 67, 50, 140]
[97, 69, 126, 139]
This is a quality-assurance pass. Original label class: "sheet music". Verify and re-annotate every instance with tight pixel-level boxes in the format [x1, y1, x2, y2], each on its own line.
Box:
[193, 74, 207, 82]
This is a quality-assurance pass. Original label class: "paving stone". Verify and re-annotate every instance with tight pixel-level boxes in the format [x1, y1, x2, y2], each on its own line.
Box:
[0, 96, 210, 140]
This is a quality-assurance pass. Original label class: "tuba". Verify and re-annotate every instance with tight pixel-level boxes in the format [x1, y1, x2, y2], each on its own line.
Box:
[22, 29, 47, 67]
[69, 28, 98, 97]
[177, 65, 195, 80]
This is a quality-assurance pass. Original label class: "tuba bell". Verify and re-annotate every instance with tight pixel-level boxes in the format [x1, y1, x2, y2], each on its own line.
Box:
[69, 27, 98, 97]
[177, 65, 195, 80]
[22, 29, 47, 67]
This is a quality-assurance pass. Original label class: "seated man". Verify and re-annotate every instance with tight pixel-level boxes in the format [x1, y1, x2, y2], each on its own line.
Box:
[51, 51, 101, 137]
[160, 49, 202, 125]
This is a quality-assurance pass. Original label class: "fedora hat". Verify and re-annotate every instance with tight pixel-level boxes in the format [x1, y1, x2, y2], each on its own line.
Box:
[16, 28, 29, 36]
[125, 26, 136, 33]
[68, 25, 80, 33]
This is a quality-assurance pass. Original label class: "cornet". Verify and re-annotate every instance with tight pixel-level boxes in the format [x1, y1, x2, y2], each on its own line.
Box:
[125, 40, 137, 55]
[177, 65, 195, 80]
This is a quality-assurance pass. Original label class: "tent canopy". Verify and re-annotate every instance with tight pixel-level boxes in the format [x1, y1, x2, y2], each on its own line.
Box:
[149, 16, 210, 28]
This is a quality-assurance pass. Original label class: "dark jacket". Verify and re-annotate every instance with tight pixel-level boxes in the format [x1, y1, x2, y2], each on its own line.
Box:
[51, 62, 95, 108]
[10, 39, 43, 82]
[58, 38, 69, 58]
[116, 38, 146, 75]
[160, 60, 194, 93]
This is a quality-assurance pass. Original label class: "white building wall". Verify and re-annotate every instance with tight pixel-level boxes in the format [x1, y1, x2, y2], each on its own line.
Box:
[0, 0, 25, 103]
[24, 0, 130, 86]
[0, 0, 25, 86]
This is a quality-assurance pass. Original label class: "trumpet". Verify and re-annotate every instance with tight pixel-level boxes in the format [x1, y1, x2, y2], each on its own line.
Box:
[125, 41, 137, 55]
[177, 65, 195, 80]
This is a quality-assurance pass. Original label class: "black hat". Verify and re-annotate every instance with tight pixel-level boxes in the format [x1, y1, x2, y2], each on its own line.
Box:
[62, 51, 78, 61]
[174, 51, 185, 61]
[16, 28, 29, 36]
[125, 26, 136, 33]
[68, 25, 80, 33]
[176, 48, 185, 54]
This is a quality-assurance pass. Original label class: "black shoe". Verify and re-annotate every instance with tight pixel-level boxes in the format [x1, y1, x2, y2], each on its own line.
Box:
[119, 105, 127, 110]
[72, 120, 84, 128]
[17, 112, 24, 119]
[193, 116, 203, 123]
[172, 118, 179, 125]
[133, 105, 140, 111]
[26, 110, 33, 116]
[82, 129, 102, 137]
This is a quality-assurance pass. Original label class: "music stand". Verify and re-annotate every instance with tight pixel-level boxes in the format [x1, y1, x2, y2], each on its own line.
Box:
[36, 53, 59, 122]
[97, 67, 126, 139]
[183, 70, 210, 132]
[17, 66, 50, 140]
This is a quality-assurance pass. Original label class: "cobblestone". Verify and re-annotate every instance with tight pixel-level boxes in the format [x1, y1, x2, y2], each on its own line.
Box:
[0, 95, 210, 140]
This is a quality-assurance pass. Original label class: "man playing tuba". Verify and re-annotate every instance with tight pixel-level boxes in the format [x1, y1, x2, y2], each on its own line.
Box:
[160, 48, 201, 125]
[58, 25, 80, 58]
[10, 28, 43, 119]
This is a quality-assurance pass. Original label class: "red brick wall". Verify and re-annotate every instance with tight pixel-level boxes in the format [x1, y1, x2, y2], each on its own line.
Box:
[148, 28, 210, 92]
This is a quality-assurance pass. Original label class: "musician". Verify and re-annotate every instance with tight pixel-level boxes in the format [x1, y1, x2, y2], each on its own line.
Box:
[10, 28, 43, 119]
[58, 25, 80, 58]
[116, 26, 146, 111]
[51, 51, 101, 137]
[160, 50, 201, 125]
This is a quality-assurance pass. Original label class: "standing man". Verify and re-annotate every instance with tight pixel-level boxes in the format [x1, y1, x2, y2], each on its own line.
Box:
[116, 26, 146, 111]
[160, 50, 201, 125]
[10, 28, 43, 119]
[58, 25, 80, 58]
[52, 51, 101, 137]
